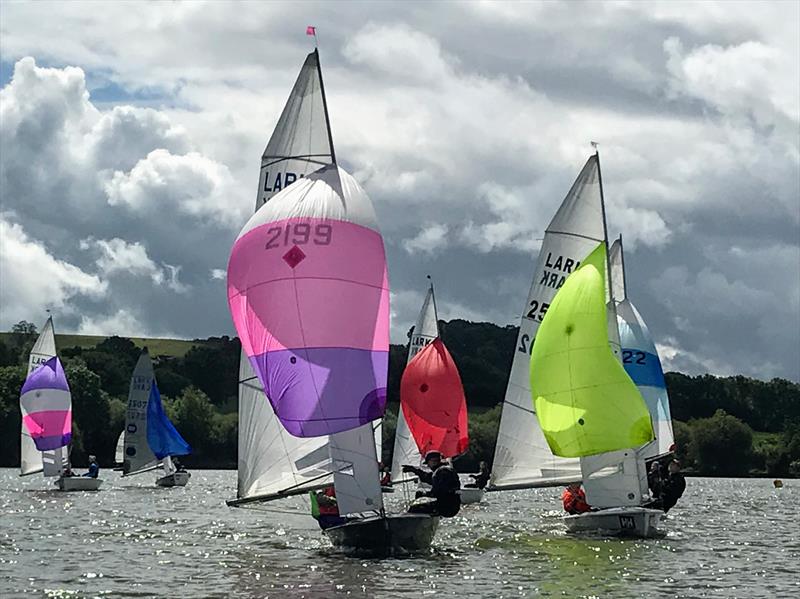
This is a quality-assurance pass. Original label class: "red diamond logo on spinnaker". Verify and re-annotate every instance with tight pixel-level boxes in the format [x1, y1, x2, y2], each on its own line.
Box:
[282, 245, 306, 268]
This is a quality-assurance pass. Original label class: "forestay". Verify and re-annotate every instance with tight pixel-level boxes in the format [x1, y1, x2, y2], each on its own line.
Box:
[491, 156, 606, 489]
[391, 283, 439, 482]
[609, 237, 675, 460]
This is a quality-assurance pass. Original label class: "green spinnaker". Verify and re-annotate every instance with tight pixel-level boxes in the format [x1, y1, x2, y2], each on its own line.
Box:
[530, 242, 654, 458]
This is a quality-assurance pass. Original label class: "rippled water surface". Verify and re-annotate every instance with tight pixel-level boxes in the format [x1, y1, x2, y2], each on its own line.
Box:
[1, 470, 798, 598]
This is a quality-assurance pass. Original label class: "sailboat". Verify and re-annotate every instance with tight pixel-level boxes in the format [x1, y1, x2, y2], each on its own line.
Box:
[226, 45, 436, 556]
[490, 156, 607, 491]
[609, 237, 675, 461]
[530, 241, 662, 537]
[122, 349, 191, 487]
[19, 316, 101, 491]
[391, 279, 476, 503]
[228, 47, 380, 507]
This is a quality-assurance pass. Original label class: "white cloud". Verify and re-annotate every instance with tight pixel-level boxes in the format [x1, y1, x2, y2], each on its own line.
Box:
[210, 268, 226, 280]
[402, 223, 450, 255]
[77, 308, 158, 337]
[80, 236, 164, 283]
[105, 149, 244, 228]
[664, 37, 799, 127]
[0, 215, 107, 326]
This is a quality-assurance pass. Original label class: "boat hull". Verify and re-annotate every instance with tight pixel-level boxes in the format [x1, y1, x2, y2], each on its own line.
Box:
[459, 487, 484, 504]
[324, 513, 438, 556]
[564, 506, 663, 538]
[156, 472, 191, 487]
[56, 477, 103, 492]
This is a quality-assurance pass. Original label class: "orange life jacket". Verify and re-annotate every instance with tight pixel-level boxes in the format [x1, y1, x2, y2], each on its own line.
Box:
[562, 487, 591, 514]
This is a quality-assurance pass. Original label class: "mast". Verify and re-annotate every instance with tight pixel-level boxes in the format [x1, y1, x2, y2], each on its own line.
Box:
[594, 147, 615, 302]
[315, 48, 337, 166]
[618, 234, 628, 299]
[427, 275, 439, 337]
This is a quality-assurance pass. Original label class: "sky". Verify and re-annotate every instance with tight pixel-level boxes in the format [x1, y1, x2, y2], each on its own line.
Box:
[0, 1, 798, 381]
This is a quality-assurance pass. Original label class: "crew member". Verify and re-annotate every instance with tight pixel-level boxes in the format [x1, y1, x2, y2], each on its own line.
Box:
[562, 482, 591, 514]
[661, 459, 686, 512]
[83, 455, 100, 478]
[311, 485, 347, 530]
[403, 450, 461, 517]
[465, 461, 490, 489]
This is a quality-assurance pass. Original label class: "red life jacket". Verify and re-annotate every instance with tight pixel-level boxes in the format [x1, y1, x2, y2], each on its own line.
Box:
[317, 486, 339, 516]
[562, 487, 591, 514]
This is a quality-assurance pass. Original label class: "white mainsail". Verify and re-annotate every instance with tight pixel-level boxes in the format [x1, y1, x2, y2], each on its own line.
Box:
[609, 237, 675, 460]
[115, 431, 124, 464]
[123, 350, 160, 476]
[231, 49, 381, 506]
[491, 156, 607, 490]
[390, 281, 439, 482]
[20, 317, 62, 477]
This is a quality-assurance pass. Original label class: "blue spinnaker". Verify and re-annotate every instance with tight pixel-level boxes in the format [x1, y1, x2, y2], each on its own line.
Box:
[146, 383, 191, 459]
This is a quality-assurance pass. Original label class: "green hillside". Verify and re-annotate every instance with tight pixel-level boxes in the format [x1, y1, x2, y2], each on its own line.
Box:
[0, 333, 206, 358]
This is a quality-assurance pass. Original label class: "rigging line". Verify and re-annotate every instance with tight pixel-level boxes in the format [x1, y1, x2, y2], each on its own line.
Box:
[545, 229, 605, 243]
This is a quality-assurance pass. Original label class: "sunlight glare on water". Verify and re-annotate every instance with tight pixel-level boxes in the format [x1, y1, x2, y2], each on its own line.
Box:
[1, 470, 797, 597]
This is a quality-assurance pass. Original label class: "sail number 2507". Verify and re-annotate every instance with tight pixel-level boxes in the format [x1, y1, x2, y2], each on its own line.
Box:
[264, 223, 332, 249]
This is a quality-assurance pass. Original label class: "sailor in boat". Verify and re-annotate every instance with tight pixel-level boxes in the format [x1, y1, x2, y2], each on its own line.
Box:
[379, 462, 392, 488]
[311, 486, 347, 531]
[403, 450, 462, 517]
[646, 459, 686, 513]
[465, 461, 490, 489]
[647, 460, 665, 498]
[61, 466, 74, 478]
[172, 457, 187, 473]
[83, 455, 100, 478]
[562, 482, 592, 515]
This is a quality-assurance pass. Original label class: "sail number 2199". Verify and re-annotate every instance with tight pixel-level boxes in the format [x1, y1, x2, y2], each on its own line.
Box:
[264, 223, 332, 249]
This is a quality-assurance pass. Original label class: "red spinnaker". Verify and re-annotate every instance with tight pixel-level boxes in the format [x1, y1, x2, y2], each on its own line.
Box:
[400, 338, 468, 458]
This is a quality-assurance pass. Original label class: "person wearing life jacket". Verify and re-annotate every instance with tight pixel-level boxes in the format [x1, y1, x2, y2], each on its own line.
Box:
[310, 485, 347, 530]
[562, 482, 591, 514]
[83, 455, 100, 479]
[379, 462, 392, 488]
[403, 450, 461, 517]
[660, 459, 686, 512]
[465, 461, 490, 489]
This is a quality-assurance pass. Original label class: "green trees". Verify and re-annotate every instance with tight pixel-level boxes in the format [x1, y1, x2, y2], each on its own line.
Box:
[0, 320, 797, 475]
[685, 410, 753, 476]
[0, 365, 26, 466]
[63, 359, 113, 464]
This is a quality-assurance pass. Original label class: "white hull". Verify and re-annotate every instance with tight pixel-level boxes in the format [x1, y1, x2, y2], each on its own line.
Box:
[156, 471, 191, 487]
[564, 506, 663, 538]
[459, 487, 484, 504]
[56, 477, 103, 492]
[325, 513, 438, 556]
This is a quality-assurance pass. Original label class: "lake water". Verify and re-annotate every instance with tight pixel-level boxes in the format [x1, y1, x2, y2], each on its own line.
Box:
[1, 470, 797, 598]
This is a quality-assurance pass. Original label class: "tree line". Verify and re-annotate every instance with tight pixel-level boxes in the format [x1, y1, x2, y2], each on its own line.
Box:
[1, 319, 798, 477]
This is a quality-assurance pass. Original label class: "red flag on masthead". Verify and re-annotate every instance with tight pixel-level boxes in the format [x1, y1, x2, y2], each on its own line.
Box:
[306, 26, 316, 36]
